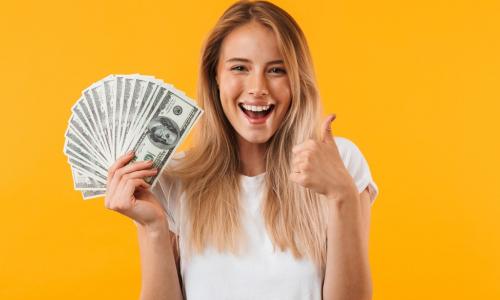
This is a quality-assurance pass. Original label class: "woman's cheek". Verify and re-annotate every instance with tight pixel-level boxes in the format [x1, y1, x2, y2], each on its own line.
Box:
[222, 75, 244, 100]
[269, 78, 291, 104]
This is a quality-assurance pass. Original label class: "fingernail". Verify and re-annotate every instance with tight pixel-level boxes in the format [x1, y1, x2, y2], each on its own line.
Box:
[127, 150, 134, 155]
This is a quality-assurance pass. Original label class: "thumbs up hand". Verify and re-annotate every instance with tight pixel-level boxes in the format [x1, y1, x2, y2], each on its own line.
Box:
[289, 114, 358, 202]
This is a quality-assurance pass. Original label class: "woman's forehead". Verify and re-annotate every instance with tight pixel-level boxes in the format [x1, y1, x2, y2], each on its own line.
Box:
[219, 22, 282, 63]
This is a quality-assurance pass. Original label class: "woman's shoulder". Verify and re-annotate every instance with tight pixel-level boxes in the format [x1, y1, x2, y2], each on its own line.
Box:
[333, 136, 379, 203]
[333, 136, 361, 157]
[332, 136, 370, 166]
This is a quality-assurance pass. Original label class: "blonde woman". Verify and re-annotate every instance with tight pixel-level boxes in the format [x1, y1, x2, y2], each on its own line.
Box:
[105, 1, 379, 299]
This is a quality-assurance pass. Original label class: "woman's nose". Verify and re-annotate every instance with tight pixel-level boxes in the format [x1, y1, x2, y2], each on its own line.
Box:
[247, 73, 269, 97]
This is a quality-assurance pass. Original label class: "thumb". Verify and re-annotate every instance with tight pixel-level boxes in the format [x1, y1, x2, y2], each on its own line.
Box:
[321, 114, 336, 143]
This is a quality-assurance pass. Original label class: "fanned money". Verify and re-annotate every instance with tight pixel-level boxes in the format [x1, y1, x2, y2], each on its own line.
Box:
[63, 74, 203, 200]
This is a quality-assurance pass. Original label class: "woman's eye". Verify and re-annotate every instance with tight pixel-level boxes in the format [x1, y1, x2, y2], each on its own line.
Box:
[231, 65, 246, 72]
[269, 67, 286, 74]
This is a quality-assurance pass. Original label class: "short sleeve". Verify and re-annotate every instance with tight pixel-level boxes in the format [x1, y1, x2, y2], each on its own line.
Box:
[335, 137, 379, 206]
[148, 151, 186, 235]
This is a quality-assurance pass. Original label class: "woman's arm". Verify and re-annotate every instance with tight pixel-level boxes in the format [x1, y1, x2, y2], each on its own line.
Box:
[323, 188, 373, 300]
[288, 116, 374, 299]
[136, 220, 183, 300]
[104, 152, 184, 299]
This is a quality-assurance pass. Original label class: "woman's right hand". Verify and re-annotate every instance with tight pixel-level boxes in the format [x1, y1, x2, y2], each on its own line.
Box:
[105, 151, 166, 229]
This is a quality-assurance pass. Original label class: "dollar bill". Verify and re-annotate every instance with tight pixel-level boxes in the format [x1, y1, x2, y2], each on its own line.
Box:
[122, 79, 160, 152]
[73, 98, 112, 163]
[120, 77, 148, 154]
[65, 120, 108, 167]
[82, 189, 106, 200]
[129, 89, 202, 185]
[64, 138, 109, 174]
[117, 76, 134, 157]
[71, 167, 106, 190]
[82, 85, 111, 161]
[64, 74, 203, 200]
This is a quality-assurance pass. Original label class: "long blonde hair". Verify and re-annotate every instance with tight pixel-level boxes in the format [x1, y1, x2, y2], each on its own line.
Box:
[166, 0, 328, 276]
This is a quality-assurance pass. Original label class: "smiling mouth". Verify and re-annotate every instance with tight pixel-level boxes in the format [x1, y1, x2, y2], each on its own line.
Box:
[238, 104, 275, 119]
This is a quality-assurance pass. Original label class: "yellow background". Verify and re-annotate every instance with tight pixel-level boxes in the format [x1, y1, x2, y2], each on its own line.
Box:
[1, 0, 499, 299]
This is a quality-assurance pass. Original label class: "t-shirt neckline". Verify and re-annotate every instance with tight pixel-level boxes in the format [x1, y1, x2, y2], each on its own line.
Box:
[239, 172, 266, 180]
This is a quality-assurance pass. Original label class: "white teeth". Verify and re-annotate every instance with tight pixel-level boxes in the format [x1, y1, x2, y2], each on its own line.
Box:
[241, 104, 271, 112]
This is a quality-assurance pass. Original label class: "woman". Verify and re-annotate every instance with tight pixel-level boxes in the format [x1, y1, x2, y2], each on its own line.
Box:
[105, 1, 379, 299]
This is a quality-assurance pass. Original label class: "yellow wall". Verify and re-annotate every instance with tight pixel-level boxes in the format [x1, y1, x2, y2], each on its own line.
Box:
[1, 0, 498, 299]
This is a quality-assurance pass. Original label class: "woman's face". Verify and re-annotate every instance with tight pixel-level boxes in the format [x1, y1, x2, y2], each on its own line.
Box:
[216, 21, 291, 145]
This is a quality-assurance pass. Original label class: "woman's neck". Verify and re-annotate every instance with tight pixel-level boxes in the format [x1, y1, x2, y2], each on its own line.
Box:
[237, 135, 267, 177]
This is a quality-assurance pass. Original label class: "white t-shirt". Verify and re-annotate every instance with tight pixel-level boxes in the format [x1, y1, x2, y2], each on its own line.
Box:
[151, 136, 379, 300]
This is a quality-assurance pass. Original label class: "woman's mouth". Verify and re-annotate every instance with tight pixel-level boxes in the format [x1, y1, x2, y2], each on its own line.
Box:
[239, 103, 275, 124]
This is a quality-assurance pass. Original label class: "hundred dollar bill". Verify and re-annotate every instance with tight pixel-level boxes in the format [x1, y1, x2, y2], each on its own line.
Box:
[67, 154, 108, 182]
[71, 167, 106, 190]
[82, 189, 106, 200]
[113, 75, 125, 160]
[129, 88, 203, 185]
[82, 84, 112, 161]
[117, 76, 135, 157]
[71, 164, 107, 185]
[71, 99, 112, 163]
[119, 76, 148, 155]
[122, 79, 162, 152]
[64, 74, 203, 200]
[102, 76, 116, 161]
[64, 138, 109, 174]
[65, 121, 108, 168]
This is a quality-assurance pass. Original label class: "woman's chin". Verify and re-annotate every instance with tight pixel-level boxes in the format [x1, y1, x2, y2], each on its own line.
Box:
[237, 131, 273, 145]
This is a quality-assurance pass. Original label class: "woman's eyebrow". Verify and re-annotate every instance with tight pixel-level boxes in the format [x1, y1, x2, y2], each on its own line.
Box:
[226, 57, 251, 63]
[266, 59, 284, 65]
[225, 57, 284, 65]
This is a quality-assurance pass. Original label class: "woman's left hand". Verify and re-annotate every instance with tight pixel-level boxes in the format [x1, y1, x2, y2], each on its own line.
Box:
[289, 114, 358, 201]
